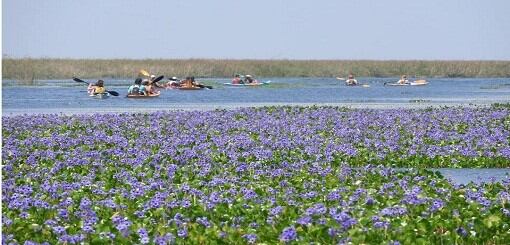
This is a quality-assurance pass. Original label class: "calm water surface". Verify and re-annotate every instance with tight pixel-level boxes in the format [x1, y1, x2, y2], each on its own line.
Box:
[3, 77, 509, 114]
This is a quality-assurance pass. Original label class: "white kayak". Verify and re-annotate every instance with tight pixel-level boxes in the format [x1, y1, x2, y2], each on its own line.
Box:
[385, 80, 428, 86]
[223, 81, 271, 86]
[90, 93, 109, 99]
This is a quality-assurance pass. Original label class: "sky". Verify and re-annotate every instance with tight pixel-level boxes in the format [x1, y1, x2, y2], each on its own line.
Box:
[2, 0, 510, 60]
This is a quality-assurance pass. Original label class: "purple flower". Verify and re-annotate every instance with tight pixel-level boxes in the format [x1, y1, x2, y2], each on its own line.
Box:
[279, 227, 297, 242]
[242, 233, 258, 244]
[429, 199, 445, 213]
[296, 216, 312, 226]
[270, 206, 284, 216]
[456, 227, 468, 237]
[177, 228, 188, 238]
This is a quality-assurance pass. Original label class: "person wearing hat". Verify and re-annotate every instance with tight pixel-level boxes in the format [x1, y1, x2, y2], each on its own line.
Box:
[149, 74, 165, 89]
[398, 75, 409, 84]
[345, 74, 358, 86]
[244, 75, 256, 84]
[88, 80, 106, 94]
[232, 74, 243, 84]
[166, 76, 180, 88]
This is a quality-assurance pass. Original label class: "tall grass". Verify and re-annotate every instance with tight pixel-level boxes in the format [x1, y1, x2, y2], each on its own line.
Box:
[3, 58, 510, 80]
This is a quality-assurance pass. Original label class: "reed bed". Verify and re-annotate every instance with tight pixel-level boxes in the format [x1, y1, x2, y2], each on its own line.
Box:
[3, 58, 510, 80]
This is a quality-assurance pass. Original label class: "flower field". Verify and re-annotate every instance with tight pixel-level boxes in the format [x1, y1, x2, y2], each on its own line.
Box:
[2, 106, 510, 244]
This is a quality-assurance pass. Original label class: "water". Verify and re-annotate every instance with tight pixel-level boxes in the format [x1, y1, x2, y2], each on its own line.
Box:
[3, 77, 510, 115]
[435, 168, 510, 185]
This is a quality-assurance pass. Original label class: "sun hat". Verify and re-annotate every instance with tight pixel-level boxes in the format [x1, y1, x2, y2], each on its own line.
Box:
[245, 75, 252, 78]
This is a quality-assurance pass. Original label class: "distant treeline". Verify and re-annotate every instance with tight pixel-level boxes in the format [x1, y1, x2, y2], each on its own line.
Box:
[3, 58, 510, 81]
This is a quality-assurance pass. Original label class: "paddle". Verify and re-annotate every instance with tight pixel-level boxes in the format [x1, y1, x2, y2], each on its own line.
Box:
[72, 77, 119, 96]
[336, 77, 346, 80]
[196, 83, 213, 89]
[150, 75, 165, 88]
[139, 69, 150, 77]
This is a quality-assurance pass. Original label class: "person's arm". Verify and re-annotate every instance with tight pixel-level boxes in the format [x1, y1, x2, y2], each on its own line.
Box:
[87, 84, 95, 94]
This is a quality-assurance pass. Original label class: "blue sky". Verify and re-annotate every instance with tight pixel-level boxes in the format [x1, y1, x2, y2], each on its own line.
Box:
[3, 0, 510, 60]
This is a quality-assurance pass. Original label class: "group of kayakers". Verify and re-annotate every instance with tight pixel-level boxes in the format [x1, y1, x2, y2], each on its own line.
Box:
[344, 74, 412, 85]
[126, 75, 162, 96]
[231, 74, 259, 84]
[86, 72, 420, 97]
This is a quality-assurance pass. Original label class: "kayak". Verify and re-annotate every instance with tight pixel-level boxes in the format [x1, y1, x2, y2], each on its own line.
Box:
[175, 86, 204, 90]
[224, 81, 271, 86]
[346, 83, 370, 88]
[385, 80, 428, 86]
[166, 84, 206, 90]
[126, 92, 161, 98]
[90, 93, 109, 99]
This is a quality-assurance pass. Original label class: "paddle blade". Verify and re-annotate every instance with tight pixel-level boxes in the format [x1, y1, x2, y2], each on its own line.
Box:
[153, 75, 164, 83]
[139, 69, 150, 77]
[107, 90, 119, 96]
[73, 77, 88, 84]
[414, 79, 427, 84]
[336, 77, 345, 80]
[362, 84, 370, 88]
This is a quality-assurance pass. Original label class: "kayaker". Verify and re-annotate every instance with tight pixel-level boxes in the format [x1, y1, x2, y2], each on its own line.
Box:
[88, 80, 106, 94]
[244, 75, 257, 84]
[345, 74, 358, 86]
[398, 75, 409, 84]
[167, 77, 180, 88]
[180, 77, 193, 88]
[149, 74, 165, 88]
[232, 74, 243, 84]
[140, 79, 149, 95]
[191, 76, 200, 87]
[128, 78, 142, 94]
[145, 79, 159, 95]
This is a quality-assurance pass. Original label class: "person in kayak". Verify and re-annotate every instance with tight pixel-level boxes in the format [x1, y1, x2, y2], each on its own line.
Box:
[345, 74, 358, 86]
[128, 78, 142, 94]
[232, 74, 243, 84]
[146, 79, 160, 95]
[244, 75, 257, 84]
[166, 77, 180, 88]
[88, 80, 106, 94]
[398, 75, 409, 84]
[139, 79, 149, 95]
[180, 77, 194, 88]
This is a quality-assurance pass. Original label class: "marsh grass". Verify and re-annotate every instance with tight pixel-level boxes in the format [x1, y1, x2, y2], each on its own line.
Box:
[3, 58, 510, 81]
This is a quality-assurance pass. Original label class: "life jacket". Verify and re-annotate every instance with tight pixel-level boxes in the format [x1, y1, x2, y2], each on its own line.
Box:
[128, 85, 140, 94]
[95, 87, 106, 94]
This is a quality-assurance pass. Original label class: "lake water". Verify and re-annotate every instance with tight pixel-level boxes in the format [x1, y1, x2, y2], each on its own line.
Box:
[434, 168, 510, 185]
[2, 77, 510, 115]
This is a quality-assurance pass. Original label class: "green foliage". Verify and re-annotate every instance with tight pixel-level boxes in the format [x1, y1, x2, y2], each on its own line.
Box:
[3, 58, 510, 81]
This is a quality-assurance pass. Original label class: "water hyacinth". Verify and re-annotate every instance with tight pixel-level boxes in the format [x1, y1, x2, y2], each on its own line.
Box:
[2, 106, 510, 243]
